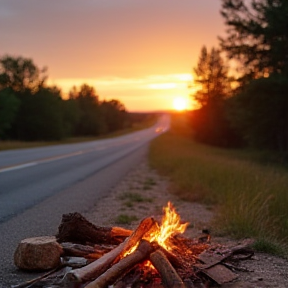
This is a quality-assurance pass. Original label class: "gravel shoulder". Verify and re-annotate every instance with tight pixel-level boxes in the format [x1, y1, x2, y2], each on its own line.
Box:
[85, 159, 288, 288]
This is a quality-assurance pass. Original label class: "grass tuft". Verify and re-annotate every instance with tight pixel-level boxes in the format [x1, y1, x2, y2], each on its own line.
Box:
[115, 214, 138, 225]
[119, 192, 153, 203]
[252, 239, 285, 256]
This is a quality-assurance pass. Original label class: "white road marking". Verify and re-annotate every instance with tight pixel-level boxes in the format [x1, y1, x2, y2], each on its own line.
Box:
[0, 162, 37, 173]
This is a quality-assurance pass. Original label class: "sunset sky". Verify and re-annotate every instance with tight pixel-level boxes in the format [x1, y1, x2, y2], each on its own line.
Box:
[0, 0, 225, 112]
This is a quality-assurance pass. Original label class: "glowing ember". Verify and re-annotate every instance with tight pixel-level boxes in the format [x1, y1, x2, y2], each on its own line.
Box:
[149, 201, 188, 250]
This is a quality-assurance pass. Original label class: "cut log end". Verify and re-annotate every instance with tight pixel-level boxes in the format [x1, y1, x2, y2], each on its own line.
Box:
[14, 236, 63, 271]
[56, 212, 132, 245]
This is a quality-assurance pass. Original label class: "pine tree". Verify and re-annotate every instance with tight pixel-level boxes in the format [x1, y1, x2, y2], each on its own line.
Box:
[220, 0, 288, 81]
[193, 46, 231, 107]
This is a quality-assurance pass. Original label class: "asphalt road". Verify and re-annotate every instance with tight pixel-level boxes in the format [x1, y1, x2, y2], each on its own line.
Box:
[0, 114, 169, 287]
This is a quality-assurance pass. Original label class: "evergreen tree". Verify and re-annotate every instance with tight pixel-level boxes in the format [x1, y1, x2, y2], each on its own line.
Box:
[220, 0, 288, 81]
[190, 46, 238, 147]
[193, 46, 231, 106]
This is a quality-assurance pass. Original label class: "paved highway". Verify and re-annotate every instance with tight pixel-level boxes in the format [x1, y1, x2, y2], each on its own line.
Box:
[0, 114, 169, 287]
[0, 114, 169, 223]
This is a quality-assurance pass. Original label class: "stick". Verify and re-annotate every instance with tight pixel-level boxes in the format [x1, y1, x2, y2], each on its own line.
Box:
[67, 240, 126, 282]
[85, 240, 153, 288]
[150, 250, 185, 288]
[61, 242, 96, 257]
[115, 217, 157, 262]
[68, 217, 156, 282]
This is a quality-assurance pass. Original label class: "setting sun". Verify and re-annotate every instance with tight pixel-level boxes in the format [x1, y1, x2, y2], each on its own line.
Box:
[173, 96, 187, 111]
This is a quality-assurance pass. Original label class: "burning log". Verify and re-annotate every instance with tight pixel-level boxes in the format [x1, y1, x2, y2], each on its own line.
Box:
[68, 216, 157, 282]
[150, 250, 185, 288]
[115, 216, 158, 262]
[67, 239, 127, 282]
[56, 212, 132, 245]
[85, 240, 153, 288]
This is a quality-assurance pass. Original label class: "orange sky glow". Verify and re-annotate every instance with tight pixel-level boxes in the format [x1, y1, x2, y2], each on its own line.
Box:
[0, 1, 225, 112]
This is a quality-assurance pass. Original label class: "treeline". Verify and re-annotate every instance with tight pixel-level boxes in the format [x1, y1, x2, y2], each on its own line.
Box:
[189, 0, 288, 155]
[0, 56, 147, 141]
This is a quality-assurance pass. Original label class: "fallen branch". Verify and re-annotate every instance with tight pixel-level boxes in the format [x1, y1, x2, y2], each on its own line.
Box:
[68, 217, 157, 282]
[61, 242, 96, 257]
[85, 240, 153, 288]
[115, 217, 158, 262]
[67, 240, 126, 282]
[150, 250, 185, 288]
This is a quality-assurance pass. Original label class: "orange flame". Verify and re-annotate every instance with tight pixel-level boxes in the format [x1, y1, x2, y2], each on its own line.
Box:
[149, 201, 188, 250]
[122, 202, 188, 258]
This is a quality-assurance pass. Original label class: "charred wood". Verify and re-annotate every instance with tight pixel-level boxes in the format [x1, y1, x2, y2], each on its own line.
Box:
[85, 240, 153, 288]
[56, 212, 132, 245]
[150, 250, 185, 288]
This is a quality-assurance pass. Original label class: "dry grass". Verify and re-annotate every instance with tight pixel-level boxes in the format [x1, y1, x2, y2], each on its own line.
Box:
[149, 113, 288, 255]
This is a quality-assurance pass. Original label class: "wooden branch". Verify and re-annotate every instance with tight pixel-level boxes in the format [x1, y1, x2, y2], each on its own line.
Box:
[67, 216, 156, 282]
[115, 217, 157, 262]
[61, 242, 115, 259]
[150, 250, 185, 288]
[61, 242, 95, 257]
[56, 212, 132, 245]
[67, 240, 126, 282]
[85, 240, 153, 288]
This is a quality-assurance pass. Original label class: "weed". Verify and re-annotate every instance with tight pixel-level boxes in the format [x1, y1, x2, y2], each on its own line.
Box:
[252, 239, 285, 256]
[119, 192, 153, 203]
[115, 214, 138, 225]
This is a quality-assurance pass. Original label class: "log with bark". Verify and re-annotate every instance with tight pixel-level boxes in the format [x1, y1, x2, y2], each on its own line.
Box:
[150, 250, 185, 288]
[61, 242, 115, 259]
[56, 212, 132, 245]
[86, 240, 153, 288]
[68, 216, 157, 282]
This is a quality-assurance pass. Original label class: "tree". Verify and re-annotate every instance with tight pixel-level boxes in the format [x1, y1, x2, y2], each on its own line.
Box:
[190, 46, 238, 147]
[0, 55, 47, 92]
[220, 0, 288, 82]
[0, 88, 20, 138]
[228, 75, 288, 151]
[69, 84, 103, 136]
[12, 87, 67, 141]
[100, 100, 128, 133]
[193, 46, 231, 106]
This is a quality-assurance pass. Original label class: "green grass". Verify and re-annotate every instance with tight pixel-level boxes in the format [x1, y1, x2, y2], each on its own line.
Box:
[149, 113, 288, 256]
[142, 177, 157, 190]
[119, 192, 153, 206]
[115, 214, 138, 225]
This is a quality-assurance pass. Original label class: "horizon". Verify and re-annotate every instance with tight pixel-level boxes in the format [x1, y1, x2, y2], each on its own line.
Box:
[0, 0, 224, 112]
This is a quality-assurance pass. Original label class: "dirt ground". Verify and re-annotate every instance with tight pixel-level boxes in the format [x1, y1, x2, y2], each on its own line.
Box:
[85, 160, 288, 288]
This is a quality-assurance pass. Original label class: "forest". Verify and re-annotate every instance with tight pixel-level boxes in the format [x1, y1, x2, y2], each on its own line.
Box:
[189, 0, 288, 156]
[0, 56, 153, 141]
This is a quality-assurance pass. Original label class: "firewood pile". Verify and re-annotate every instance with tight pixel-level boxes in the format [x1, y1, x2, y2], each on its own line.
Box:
[13, 203, 254, 288]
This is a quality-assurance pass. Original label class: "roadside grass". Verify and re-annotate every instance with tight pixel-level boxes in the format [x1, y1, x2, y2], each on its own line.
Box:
[149, 113, 288, 256]
[119, 192, 153, 208]
[0, 116, 157, 151]
[115, 214, 138, 225]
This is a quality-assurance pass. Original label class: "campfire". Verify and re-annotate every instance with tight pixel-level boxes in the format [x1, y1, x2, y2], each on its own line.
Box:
[14, 202, 254, 288]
